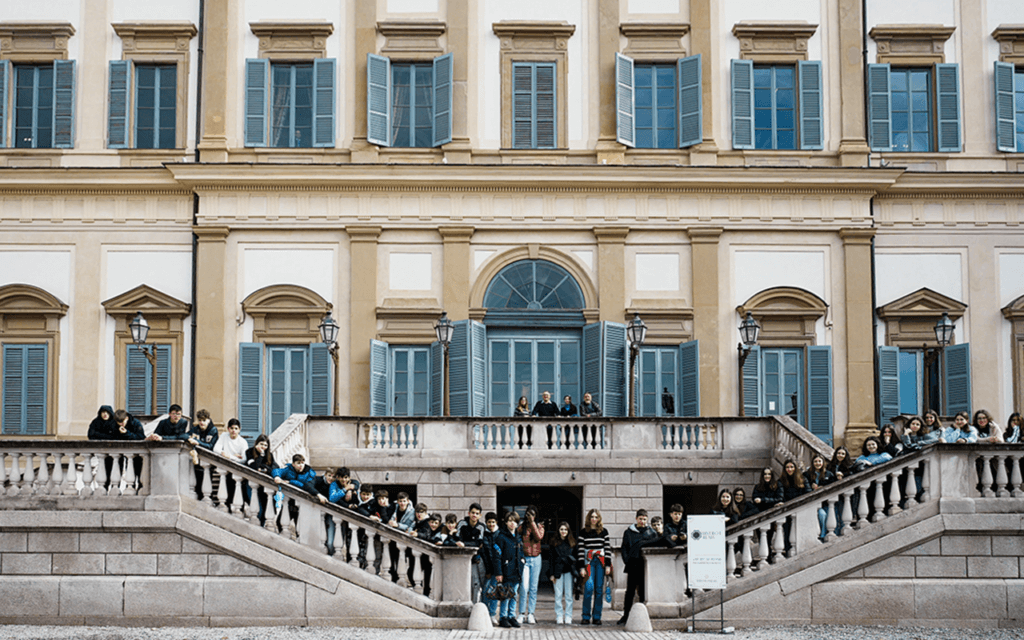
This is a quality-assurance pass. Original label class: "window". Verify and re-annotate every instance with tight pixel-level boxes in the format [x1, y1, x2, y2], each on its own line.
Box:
[512, 62, 556, 149]
[238, 342, 332, 438]
[615, 53, 701, 149]
[0, 60, 75, 149]
[110, 62, 177, 150]
[867, 63, 961, 152]
[366, 53, 452, 148]
[636, 342, 700, 417]
[392, 346, 431, 416]
[731, 59, 822, 151]
[125, 344, 170, 416]
[742, 345, 833, 443]
[244, 58, 335, 148]
[878, 344, 971, 421]
[370, 340, 442, 417]
[994, 61, 1024, 152]
[2, 344, 48, 435]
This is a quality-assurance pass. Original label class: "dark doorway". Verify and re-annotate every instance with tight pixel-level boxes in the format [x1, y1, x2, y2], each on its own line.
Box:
[497, 486, 583, 536]
[662, 484, 718, 519]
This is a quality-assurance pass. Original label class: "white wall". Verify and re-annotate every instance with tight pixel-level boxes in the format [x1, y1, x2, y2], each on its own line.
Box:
[872, 250, 967, 345]
[241, 246, 336, 302]
[865, 0, 957, 63]
[4, 0, 82, 61]
[986, 0, 1024, 77]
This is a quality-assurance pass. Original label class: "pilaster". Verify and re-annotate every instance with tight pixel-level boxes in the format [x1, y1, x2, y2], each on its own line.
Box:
[837, 0, 870, 166]
[840, 228, 876, 448]
[70, 241, 101, 435]
[595, 0, 625, 165]
[348, 226, 382, 416]
[688, 227, 723, 416]
[78, 0, 107, 152]
[689, 0, 719, 164]
[444, 0, 472, 164]
[350, 1, 379, 163]
[440, 226, 474, 320]
[194, 226, 230, 422]
[594, 226, 629, 323]
[197, 0, 236, 161]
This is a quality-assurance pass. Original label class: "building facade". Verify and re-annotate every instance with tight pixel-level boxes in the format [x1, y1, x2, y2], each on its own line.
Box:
[1, 0, 1022, 453]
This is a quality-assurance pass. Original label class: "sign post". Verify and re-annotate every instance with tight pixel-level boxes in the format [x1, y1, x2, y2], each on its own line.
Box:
[686, 515, 733, 634]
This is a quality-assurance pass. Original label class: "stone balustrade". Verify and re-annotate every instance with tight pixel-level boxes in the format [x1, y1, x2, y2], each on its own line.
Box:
[0, 443, 150, 498]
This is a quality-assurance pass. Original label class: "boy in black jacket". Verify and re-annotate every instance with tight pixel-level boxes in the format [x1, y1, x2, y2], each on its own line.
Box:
[618, 509, 659, 626]
[368, 489, 395, 579]
[664, 504, 687, 548]
[353, 484, 375, 569]
[456, 503, 486, 603]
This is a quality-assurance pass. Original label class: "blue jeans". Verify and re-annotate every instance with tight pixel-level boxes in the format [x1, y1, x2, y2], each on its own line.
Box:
[519, 554, 542, 616]
[500, 582, 520, 618]
[582, 557, 605, 622]
[553, 571, 573, 621]
[481, 576, 499, 616]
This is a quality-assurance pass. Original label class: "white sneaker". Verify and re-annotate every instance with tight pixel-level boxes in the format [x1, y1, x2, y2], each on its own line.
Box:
[491, 616, 499, 626]
[516, 614, 524, 625]
[556, 616, 564, 625]
[527, 613, 536, 624]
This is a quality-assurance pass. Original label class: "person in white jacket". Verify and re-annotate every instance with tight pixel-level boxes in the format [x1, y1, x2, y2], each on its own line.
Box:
[213, 418, 248, 511]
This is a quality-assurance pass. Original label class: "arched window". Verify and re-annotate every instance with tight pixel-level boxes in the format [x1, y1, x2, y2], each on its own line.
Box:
[483, 259, 584, 310]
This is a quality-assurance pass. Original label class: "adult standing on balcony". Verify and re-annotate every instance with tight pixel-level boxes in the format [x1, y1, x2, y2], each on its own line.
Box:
[577, 508, 610, 625]
[148, 404, 190, 442]
[531, 391, 559, 417]
[516, 506, 545, 625]
[578, 392, 602, 418]
[513, 396, 531, 417]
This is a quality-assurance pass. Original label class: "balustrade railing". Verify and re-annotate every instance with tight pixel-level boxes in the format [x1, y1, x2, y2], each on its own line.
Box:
[270, 413, 308, 463]
[0, 443, 149, 497]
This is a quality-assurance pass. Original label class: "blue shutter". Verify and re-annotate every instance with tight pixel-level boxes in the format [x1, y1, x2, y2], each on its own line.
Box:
[935, 63, 961, 153]
[244, 59, 268, 147]
[798, 60, 823, 150]
[995, 61, 1017, 152]
[583, 322, 603, 408]
[108, 60, 131, 149]
[430, 341, 443, 416]
[154, 344, 170, 414]
[2, 344, 48, 435]
[677, 340, 700, 417]
[806, 345, 833, 444]
[126, 345, 149, 415]
[52, 60, 76, 148]
[943, 342, 971, 416]
[432, 52, 453, 147]
[867, 63, 892, 151]
[731, 59, 754, 150]
[312, 58, 336, 148]
[678, 54, 702, 148]
[615, 52, 635, 147]
[309, 342, 332, 415]
[367, 53, 391, 147]
[512, 63, 533, 148]
[448, 321, 470, 416]
[877, 345, 900, 425]
[369, 339, 389, 417]
[237, 343, 264, 440]
[0, 60, 7, 148]
[741, 345, 762, 417]
[469, 320, 487, 416]
[602, 322, 627, 417]
[535, 63, 556, 149]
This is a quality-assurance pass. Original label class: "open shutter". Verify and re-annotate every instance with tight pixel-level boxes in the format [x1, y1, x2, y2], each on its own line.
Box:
[677, 340, 700, 417]
[369, 339, 389, 417]
[991, 61, 1015, 153]
[107, 60, 131, 149]
[603, 322, 627, 417]
[935, 63, 962, 153]
[309, 342, 332, 415]
[583, 323, 603, 409]
[867, 63, 892, 151]
[237, 343, 264, 440]
[469, 320, 487, 416]
[995, 61, 1017, 152]
[432, 52, 453, 147]
[877, 345, 900, 425]
[943, 342, 971, 416]
[448, 321, 470, 416]
[312, 58, 336, 148]
[52, 60, 76, 148]
[512, 62, 535, 149]
[806, 345, 833, 444]
[244, 59, 269, 147]
[154, 344, 170, 415]
[367, 53, 391, 147]
[126, 345, 149, 415]
[798, 60, 823, 150]
[0, 60, 8, 147]
[615, 52, 635, 147]
[678, 54, 702, 148]
[731, 59, 754, 150]
[430, 341, 443, 416]
[741, 345, 762, 417]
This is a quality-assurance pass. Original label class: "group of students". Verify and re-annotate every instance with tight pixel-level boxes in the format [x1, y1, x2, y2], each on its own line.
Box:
[513, 391, 603, 417]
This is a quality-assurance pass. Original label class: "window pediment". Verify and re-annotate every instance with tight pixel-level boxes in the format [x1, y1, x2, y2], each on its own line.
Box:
[1003, 293, 1024, 320]
[877, 287, 966, 347]
[737, 286, 827, 347]
[731, 21, 818, 62]
[0, 284, 68, 317]
[0, 22, 75, 62]
[377, 20, 446, 59]
[869, 24, 955, 64]
[102, 284, 191, 319]
[620, 22, 689, 60]
[242, 284, 331, 343]
[249, 21, 334, 60]
[993, 25, 1024, 65]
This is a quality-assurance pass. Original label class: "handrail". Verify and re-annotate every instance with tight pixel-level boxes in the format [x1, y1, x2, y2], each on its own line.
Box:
[269, 413, 308, 463]
[0, 440, 155, 497]
[769, 415, 834, 471]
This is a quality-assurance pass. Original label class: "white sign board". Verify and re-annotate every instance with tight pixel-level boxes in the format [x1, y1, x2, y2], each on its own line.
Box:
[687, 515, 727, 590]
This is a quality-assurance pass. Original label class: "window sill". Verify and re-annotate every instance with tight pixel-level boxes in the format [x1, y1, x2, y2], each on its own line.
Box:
[874, 152, 953, 172]
[117, 148, 191, 167]
[378, 147, 444, 164]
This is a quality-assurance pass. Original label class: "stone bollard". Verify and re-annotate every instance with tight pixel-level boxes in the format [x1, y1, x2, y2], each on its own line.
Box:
[467, 601, 493, 631]
[625, 603, 653, 632]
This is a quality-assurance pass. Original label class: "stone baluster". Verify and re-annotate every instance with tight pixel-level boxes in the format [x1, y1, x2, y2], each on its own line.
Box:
[756, 527, 769, 569]
[725, 540, 737, 581]
[870, 479, 885, 522]
[840, 492, 853, 536]
[50, 452, 63, 496]
[20, 452, 36, 495]
[856, 484, 870, 527]
[80, 453, 94, 497]
[108, 454, 123, 496]
[979, 454, 995, 497]
[903, 464, 918, 508]
[887, 472, 902, 515]
[920, 459, 931, 503]
[35, 452, 51, 494]
[230, 470, 245, 518]
[64, 453, 76, 496]
[996, 455, 1010, 498]
[93, 454, 109, 497]
[824, 497, 839, 542]
[740, 533, 753, 576]
[1010, 454, 1023, 498]
[200, 461, 214, 505]
[7, 452, 21, 496]
[772, 519, 786, 561]
[215, 464, 229, 511]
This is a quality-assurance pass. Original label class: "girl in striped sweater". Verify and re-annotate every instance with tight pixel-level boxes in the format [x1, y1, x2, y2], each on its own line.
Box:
[576, 508, 611, 625]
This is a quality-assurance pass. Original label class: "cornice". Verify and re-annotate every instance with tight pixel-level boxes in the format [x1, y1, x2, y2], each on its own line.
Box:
[112, 22, 198, 40]
[249, 21, 334, 38]
[491, 21, 576, 39]
[0, 167, 186, 194]
[879, 172, 1024, 199]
